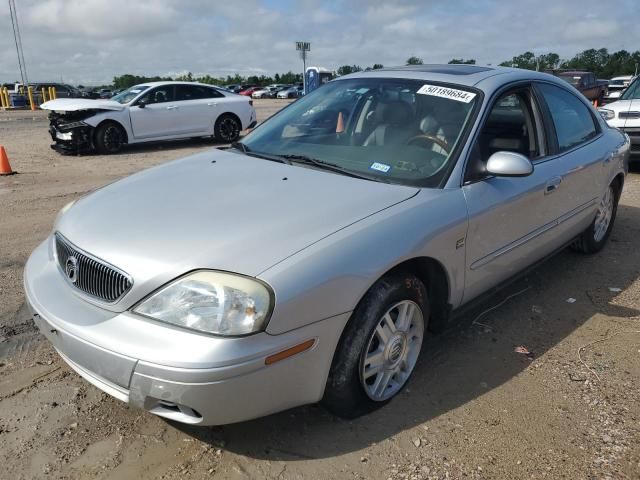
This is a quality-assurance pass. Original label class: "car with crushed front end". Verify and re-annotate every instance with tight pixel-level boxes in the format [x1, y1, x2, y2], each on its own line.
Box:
[24, 65, 629, 426]
[41, 81, 257, 155]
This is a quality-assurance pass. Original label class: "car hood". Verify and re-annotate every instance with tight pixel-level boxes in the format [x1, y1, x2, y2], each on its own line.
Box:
[603, 99, 639, 112]
[41, 98, 125, 112]
[56, 149, 419, 310]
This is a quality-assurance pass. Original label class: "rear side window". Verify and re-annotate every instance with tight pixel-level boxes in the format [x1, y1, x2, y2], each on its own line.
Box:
[176, 85, 223, 100]
[537, 83, 597, 152]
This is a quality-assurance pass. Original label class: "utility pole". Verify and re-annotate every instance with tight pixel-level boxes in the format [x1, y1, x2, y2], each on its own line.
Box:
[296, 41, 310, 94]
[8, 0, 28, 88]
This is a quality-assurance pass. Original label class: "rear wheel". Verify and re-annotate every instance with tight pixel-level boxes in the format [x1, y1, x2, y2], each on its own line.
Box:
[572, 180, 620, 254]
[323, 273, 428, 418]
[214, 114, 241, 143]
[94, 122, 125, 154]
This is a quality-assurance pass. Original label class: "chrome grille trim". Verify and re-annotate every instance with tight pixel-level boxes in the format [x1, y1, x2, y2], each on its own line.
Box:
[619, 111, 640, 119]
[54, 232, 133, 303]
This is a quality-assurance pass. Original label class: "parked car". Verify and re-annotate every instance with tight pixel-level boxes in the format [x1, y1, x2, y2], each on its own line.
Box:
[276, 86, 302, 99]
[97, 89, 113, 99]
[603, 75, 635, 103]
[239, 86, 261, 96]
[25, 65, 628, 426]
[251, 86, 279, 98]
[29, 83, 83, 104]
[40, 81, 257, 154]
[549, 70, 608, 102]
[599, 75, 640, 158]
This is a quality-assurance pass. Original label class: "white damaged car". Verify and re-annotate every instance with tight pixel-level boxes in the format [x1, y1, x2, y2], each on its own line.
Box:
[42, 82, 257, 154]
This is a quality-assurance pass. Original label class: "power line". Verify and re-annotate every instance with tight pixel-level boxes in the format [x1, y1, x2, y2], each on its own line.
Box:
[8, 0, 28, 86]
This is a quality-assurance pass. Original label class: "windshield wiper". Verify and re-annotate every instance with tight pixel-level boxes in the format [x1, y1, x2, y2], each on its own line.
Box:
[230, 143, 292, 164]
[279, 154, 388, 182]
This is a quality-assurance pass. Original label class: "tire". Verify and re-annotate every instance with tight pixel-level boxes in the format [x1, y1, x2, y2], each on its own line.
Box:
[214, 114, 241, 143]
[572, 180, 620, 254]
[94, 122, 125, 154]
[323, 273, 429, 419]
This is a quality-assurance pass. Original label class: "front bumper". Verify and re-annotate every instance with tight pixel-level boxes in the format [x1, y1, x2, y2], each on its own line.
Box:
[49, 123, 93, 154]
[24, 239, 347, 425]
[621, 128, 640, 157]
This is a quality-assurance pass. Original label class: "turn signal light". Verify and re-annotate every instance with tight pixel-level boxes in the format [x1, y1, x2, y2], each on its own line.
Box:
[265, 339, 315, 365]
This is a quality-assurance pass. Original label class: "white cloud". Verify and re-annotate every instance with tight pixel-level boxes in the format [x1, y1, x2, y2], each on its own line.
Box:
[0, 0, 638, 85]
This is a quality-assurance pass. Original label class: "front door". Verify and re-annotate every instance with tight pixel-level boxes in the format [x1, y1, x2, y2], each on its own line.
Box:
[129, 85, 178, 139]
[462, 86, 566, 303]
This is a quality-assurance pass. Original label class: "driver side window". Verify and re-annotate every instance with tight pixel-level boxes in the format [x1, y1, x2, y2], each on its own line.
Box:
[140, 86, 175, 105]
[466, 88, 543, 182]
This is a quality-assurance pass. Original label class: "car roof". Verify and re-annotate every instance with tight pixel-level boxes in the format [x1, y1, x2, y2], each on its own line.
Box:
[341, 64, 565, 89]
[135, 81, 222, 88]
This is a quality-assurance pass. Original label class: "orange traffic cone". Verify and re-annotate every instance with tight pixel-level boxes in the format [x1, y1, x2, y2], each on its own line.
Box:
[336, 111, 345, 133]
[0, 146, 16, 175]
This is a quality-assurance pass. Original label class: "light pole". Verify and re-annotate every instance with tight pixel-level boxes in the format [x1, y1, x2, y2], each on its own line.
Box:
[296, 41, 310, 94]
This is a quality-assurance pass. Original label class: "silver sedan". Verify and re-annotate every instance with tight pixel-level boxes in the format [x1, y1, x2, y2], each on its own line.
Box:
[25, 65, 629, 425]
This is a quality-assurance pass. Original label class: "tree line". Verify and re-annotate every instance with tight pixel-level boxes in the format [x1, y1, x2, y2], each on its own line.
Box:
[111, 48, 640, 90]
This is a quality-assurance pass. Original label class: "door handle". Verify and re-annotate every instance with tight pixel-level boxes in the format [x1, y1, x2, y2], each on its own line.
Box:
[166, 105, 178, 110]
[207, 102, 217, 107]
[545, 176, 562, 195]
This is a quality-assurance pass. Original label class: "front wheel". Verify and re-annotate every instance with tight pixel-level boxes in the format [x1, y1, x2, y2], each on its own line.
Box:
[214, 114, 241, 143]
[94, 122, 125, 154]
[572, 180, 620, 254]
[323, 273, 428, 418]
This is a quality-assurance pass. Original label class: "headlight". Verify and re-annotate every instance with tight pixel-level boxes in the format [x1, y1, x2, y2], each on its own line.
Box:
[133, 271, 273, 336]
[598, 108, 615, 120]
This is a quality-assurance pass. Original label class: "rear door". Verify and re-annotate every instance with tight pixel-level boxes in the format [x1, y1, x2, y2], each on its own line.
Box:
[534, 82, 605, 234]
[129, 85, 177, 139]
[173, 84, 222, 136]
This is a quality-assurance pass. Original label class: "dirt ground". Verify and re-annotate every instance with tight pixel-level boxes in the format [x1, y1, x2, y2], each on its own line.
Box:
[1, 100, 639, 480]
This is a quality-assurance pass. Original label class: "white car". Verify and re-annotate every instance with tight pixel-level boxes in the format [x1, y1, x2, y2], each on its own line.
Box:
[604, 75, 635, 103]
[251, 86, 278, 99]
[599, 75, 640, 158]
[42, 82, 257, 154]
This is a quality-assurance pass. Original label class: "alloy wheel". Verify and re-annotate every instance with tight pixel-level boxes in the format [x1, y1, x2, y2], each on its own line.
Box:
[594, 186, 614, 242]
[360, 300, 424, 401]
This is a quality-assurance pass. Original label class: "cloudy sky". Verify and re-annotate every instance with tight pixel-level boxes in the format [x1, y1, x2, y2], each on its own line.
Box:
[1, 0, 638, 85]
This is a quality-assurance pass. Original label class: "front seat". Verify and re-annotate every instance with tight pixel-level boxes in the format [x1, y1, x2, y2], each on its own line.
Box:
[364, 101, 415, 146]
[154, 91, 167, 103]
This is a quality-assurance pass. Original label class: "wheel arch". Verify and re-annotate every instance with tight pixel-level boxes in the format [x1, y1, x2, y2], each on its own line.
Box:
[351, 256, 452, 334]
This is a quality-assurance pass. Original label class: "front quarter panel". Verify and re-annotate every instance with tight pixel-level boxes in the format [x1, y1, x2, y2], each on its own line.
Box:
[260, 189, 468, 335]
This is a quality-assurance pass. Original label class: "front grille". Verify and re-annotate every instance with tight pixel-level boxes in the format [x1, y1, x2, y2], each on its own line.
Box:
[55, 233, 132, 303]
[619, 111, 640, 119]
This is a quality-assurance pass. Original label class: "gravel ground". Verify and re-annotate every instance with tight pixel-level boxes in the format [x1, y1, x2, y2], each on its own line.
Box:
[1, 101, 639, 480]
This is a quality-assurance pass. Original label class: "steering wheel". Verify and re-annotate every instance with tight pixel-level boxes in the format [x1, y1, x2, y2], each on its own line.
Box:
[406, 133, 451, 154]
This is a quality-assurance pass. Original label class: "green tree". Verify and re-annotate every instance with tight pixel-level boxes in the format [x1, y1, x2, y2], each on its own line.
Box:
[448, 58, 476, 64]
[337, 65, 362, 76]
[406, 56, 424, 65]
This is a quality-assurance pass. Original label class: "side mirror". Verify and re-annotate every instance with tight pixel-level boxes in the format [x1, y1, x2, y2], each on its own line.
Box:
[486, 151, 533, 177]
[137, 99, 147, 108]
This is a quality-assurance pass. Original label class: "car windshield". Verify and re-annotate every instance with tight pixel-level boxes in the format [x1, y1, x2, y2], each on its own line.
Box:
[241, 78, 479, 187]
[111, 85, 150, 104]
[621, 78, 640, 100]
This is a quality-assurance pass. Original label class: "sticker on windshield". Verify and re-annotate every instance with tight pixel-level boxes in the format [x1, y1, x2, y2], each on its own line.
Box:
[416, 84, 476, 103]
[370, 162, 391, 173]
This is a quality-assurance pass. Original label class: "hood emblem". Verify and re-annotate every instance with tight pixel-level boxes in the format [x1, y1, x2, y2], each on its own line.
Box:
[65, 256, 78, 283]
